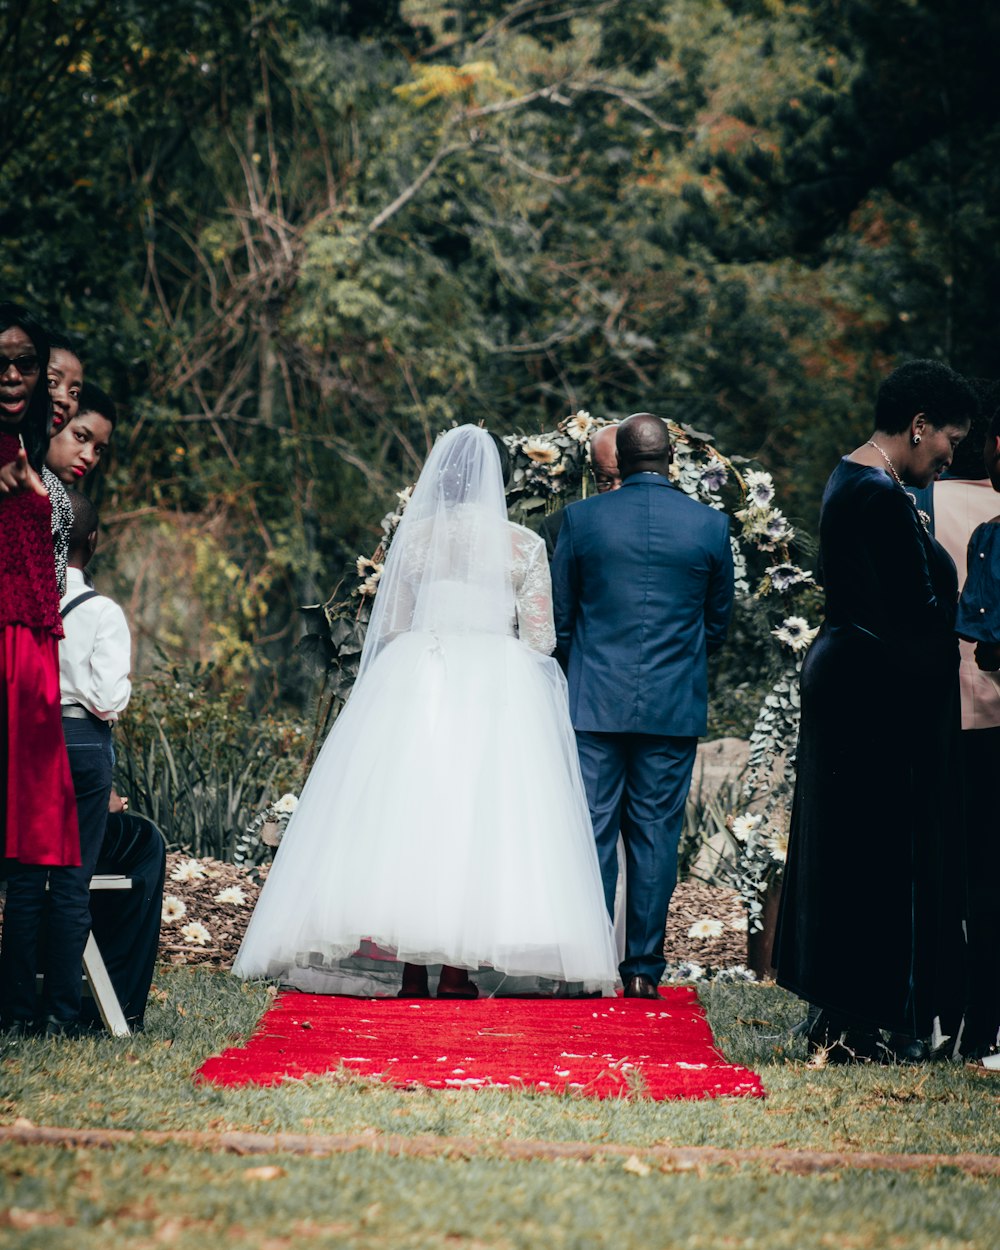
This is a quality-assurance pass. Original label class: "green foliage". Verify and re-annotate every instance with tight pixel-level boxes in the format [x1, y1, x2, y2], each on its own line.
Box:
[3, 0, 999, 701]
[114, 663, 307, 857]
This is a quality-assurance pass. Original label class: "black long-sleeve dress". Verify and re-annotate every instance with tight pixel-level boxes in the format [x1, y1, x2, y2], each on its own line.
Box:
[775, 458, 966, 1039]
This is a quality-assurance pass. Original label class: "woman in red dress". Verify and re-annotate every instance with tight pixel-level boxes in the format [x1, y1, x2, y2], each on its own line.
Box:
[0, 302, 81, 1037]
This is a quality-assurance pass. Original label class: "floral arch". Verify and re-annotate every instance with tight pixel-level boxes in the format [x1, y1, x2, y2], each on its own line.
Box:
[298, 413, 821, 930]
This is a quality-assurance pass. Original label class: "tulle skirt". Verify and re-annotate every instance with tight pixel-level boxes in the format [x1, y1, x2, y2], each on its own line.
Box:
[234, 631, 618, 993]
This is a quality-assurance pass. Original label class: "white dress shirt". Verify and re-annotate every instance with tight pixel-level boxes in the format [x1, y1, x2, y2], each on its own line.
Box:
[59, 565, 132, 722]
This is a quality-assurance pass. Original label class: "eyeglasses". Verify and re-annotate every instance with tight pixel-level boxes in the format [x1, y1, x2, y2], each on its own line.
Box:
[0, 354, 40, 377]
[592, 473, 620, 493]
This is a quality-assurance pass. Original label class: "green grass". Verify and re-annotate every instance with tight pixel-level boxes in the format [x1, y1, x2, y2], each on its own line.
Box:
[2, 969, 999, 1247]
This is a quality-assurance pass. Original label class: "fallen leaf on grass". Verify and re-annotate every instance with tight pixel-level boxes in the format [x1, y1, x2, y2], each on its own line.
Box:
[658, 1158, 701, 1174]
[4, 1208, 67, 1229]
[243, 1166, 287, 1181]
[622, 1154, 652, 1177]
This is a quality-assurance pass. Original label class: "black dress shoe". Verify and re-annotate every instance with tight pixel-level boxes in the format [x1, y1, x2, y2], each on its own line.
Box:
[623, 975, 660, 999]
[880, 1033, 930, 1064]
[41, 1017, 83, 1040]
[0, 1020, 34, 1042]
[806, 1010, 879, 1064]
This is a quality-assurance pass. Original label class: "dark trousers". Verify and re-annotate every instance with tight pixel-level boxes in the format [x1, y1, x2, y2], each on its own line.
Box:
[0, 716, 112, 1024]
[83, 812, 165, 1030]
[576, 730, 697, 983]
[961, 725, 1000, 1052]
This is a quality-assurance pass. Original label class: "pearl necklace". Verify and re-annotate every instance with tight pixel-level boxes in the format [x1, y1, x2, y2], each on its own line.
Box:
[866, 439, 903, 485]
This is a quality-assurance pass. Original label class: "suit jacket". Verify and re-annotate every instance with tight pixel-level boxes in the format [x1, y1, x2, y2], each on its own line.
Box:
[538, 508, 565, 563]
[552, 472, 734, 737]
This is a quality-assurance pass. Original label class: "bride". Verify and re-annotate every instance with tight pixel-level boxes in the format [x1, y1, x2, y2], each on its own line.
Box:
[234, 425, 617, 996]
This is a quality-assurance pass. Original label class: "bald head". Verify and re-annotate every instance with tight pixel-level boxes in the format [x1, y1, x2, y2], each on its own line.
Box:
[616, 413, 673, 478]
[589, 424, 621, 492]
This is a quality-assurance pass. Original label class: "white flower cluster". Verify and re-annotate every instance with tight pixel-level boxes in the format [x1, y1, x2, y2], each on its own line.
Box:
[377, 482, 416, 550]
[665, 960, 757, 983]
[234, 792, 300, 866]
[736, 471, 796, 552]
[355, 556, 384, 600]
[665, 960, 706, 983]
[721, 808, 789, 931]
[712, 965, 757, 983]
[670, 441, 728, 510]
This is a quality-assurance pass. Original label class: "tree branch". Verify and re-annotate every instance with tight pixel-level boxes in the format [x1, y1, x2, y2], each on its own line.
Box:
[365, 140, 472, 236]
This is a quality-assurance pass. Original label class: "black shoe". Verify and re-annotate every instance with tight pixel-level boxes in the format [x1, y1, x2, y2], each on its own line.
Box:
[41, 1017, 83, 1040]
[0, 1019, 34, 1043]
[806, 1011, 879, 1064]
[879, 1033, 930, 1064]
[623, 975, 660, 1000]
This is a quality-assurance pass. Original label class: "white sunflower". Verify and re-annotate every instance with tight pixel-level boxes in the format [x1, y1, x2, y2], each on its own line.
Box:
[522, 437, 561, 465]
[161, 895, 187, 924]
[169, 858, 206, 883]
[214, 886, 247, 906]
[180, 921, 212, 946]
[687, 918, 725, 940]
[771, 616, 819, 652]
[564, 410, 595, 442]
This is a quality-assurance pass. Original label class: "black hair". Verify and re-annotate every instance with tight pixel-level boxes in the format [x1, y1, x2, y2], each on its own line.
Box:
[64, 487, 98, 553]
[0, 300, 51, 471]
[77, 381, 117, 429]
[987, 402, 1000, 444]
[874, 359, 978, 436]
[487, 430, 512, 488]
[948, 379, 1000, 479]
[47, 331, 83, 361]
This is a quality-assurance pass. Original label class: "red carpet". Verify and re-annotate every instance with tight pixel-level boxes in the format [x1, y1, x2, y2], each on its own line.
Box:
[196, 988, 764, 1100]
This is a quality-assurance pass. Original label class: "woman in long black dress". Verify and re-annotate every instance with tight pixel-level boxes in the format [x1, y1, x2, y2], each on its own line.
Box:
[775, 360, 977, 1062]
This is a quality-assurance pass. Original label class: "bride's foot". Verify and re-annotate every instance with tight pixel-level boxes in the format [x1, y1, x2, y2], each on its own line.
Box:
[437, 966, 479, 1000]
[398, 963, 430, 999]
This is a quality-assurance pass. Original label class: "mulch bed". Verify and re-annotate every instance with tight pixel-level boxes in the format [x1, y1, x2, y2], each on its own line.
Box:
[0, 854, 752, 974]
[159, 855, 752, 973]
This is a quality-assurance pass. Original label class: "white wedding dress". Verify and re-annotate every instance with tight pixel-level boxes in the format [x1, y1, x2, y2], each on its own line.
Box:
[234, 426, 617, 994]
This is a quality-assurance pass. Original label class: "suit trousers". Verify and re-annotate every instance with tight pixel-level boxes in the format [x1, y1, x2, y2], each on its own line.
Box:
[82, 812, 166, 1030]
[576, 731, 697, 983]
[0, 715, 112, 1025]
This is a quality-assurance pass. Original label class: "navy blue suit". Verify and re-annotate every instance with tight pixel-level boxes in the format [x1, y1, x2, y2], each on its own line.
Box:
[552, 472, 734, 981]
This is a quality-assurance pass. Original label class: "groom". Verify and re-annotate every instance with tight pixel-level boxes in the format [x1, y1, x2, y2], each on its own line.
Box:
[552, 413, 734, 997]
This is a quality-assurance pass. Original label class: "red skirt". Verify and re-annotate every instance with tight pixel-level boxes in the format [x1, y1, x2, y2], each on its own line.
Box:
[1, 625, 80, 865]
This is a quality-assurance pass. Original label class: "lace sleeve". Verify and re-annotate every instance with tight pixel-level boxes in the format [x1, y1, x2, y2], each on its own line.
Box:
[515, 534, 557, 655]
